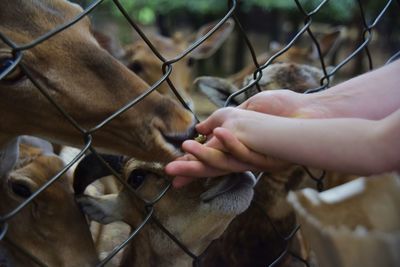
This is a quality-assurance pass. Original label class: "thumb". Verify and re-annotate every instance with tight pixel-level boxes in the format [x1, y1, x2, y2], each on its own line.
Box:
[196, 108, 233, 135]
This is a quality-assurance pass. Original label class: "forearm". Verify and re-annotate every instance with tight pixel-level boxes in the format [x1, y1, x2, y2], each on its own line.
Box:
[234, 110, 400, 175]
[305, 60, 400, 119]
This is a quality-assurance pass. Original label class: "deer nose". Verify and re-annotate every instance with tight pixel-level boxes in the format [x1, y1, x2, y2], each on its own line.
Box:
[163, 123, 197, 149]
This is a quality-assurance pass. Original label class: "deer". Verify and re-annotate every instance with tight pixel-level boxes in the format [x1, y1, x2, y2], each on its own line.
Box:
[73, 152, 256, 267]
[117, 18, 235, 110]
[194, 62, 358, 267]
[228, 28, 342, 88]
[0, 136, 98, 267]
[287, 172, 400, 267]
[0, 0, 197, 163]
[51, 16, 235, 187]
[196, 62, 330, 108]
[74, 19, 237, 253]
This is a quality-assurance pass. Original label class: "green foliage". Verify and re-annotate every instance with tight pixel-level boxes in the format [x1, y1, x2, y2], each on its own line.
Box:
[109, 0, 228, 23]
[241, 0, 357, 21]
[71, 0, 376, 24]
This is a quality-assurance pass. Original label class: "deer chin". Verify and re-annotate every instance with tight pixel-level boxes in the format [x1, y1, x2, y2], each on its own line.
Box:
[200, 172, 256, 215]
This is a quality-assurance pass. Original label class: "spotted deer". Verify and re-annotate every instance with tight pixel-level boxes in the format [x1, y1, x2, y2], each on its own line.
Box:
[73, 153, 256, 267]
[0, 0, 196, 162]
[119, 18, 235, 110]
[0, 137, 98, 267]
[228, 29, 342, 88]
[77, 21, 236, 253]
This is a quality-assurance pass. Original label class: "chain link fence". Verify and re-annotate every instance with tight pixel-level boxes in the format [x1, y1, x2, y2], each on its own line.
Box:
[0, 0, 399, 266]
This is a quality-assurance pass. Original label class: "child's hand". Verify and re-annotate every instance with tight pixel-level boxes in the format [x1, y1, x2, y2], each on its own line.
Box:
[165, 136, 257, 187]
[165, 127, 289, 188]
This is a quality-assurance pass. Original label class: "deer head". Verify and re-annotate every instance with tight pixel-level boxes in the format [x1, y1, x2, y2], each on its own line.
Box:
[229, 29, 342, 88]
[0, 137, 98, 267]
[120, 19, 235, 110]
[0, 0, 196, 162]
[195, 62, 330, 107]
[73, 153, 256, 267]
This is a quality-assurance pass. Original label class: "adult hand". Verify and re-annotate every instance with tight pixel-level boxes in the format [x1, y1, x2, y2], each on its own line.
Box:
[239, 89, 327, 118]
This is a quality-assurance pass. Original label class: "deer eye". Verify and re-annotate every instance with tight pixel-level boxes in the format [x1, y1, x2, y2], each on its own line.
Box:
[127, 169, 149, 189]
[11, 181, 32, 198]
[0, 58, 25, 84]
[127, 61, 143, 74]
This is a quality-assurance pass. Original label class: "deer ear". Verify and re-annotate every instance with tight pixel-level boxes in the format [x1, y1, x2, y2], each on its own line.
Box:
[19, 136, 53, 155]
[76, 194, 123, 224]
[189, 18, 234, 60]
[73, 153, 125, 195]
[319, 29, 342, 56]
[194, 76, 243, 107]
[310, 28, 342, 60]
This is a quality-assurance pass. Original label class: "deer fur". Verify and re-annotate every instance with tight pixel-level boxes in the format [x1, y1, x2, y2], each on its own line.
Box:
[0, 0, 196, 162]
[73, 153, 256, 267]
[195, 62, 357, 266]
[229, 29, 342, 88]
[118, 18, 235, 110]
[0, 137, 98, 267]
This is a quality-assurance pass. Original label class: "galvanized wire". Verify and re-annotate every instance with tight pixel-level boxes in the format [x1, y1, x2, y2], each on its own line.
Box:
[0, 0, 398, 266]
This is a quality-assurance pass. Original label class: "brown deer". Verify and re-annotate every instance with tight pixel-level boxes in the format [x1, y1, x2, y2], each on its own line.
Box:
[195, 62, 357, 267]
[229, 29, 342, 88]
[73, 153, 256, 267]
[77, 20, 236, 254]
[0, 137, 98, 267]
[0, 0, 196, 162]
[119, 18, 235, 110]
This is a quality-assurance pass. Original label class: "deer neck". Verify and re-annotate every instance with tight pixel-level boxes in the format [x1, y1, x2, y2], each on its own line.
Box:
[121, 225, 193, 267]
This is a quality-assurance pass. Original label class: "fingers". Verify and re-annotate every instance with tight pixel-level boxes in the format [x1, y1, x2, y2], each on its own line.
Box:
[165, 158, 227, 178]
[213, 127, 290, 172]
[212, 127, 263, 165]
[196, 107, 235, 134]
[165, 157, 230, 188]
[165, 138, 258, 188]
[172, 176, 197, 188]
[181, 140, 256, 172]
[204, 136, 225, 151]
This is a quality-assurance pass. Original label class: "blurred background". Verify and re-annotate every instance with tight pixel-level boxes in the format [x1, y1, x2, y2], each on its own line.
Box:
[71, 0, 399, 84]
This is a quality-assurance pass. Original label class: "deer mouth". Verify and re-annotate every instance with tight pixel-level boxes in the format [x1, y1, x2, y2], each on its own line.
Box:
[162, 124, 197, 151]
[200, 172, 256, 215]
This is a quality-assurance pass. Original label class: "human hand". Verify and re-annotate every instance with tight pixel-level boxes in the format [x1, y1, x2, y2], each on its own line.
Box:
[239, 89, 324, 118]
[196, 109, 289, 171]
[165, 137, 258, 188]
[165, 109, 289, 187]
[193, 128, 288, 172]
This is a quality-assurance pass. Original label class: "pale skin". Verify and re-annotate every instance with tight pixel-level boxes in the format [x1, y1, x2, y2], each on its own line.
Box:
[165, 60, 400, 187]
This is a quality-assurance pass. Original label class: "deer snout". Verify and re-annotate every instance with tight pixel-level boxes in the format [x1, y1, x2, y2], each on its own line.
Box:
[162, 122, 197, 149]
[201, 172, 256, 215]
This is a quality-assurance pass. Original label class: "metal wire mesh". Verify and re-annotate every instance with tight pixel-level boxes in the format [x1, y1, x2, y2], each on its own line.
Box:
[0, 0, 399, 266]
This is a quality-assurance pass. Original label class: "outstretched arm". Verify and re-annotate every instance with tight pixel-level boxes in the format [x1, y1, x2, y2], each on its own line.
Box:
[199, 108, 400, 174]
[165, 60, 400, 187]
[166, 108, 400, 185]
[240, 59, 400, 119]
